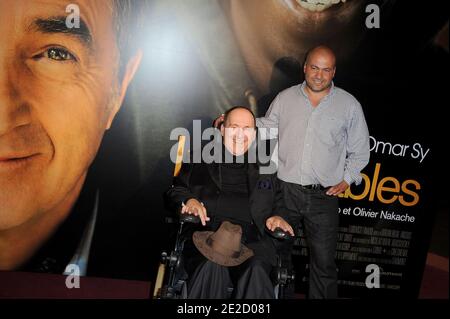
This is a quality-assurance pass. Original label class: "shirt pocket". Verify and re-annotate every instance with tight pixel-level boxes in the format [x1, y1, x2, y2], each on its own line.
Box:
[318, 116, 346, 146]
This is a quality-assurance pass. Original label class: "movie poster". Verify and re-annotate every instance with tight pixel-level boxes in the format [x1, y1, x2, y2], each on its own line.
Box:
[0, 0, 447, 299]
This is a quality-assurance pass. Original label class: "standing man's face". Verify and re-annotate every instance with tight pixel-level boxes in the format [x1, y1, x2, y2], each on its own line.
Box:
[0, 0, 139, 230]
[304, 51, 336, 93]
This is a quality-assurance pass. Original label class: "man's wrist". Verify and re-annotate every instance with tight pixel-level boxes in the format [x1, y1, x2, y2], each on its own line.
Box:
[343, 173, 353, 186]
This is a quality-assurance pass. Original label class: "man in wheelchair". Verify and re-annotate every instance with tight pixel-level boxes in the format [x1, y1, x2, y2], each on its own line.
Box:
[166, 106, 293, 299]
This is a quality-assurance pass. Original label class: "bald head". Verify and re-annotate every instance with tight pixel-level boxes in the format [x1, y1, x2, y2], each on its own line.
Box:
[223, 106, 256, 127]
[303, 45, 336, 94]
[305, 45, 336, 67]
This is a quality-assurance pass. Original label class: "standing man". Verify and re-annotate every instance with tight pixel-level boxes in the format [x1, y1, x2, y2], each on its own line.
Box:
[260, 45, 370, 298]
[216, 45, 370, 298]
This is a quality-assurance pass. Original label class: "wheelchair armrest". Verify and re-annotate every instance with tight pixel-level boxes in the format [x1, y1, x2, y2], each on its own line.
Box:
[180, 214, 201, 224]
[266, 227, 291, 240]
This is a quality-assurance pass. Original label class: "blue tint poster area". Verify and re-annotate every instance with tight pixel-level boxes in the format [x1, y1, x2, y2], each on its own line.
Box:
[292, 135, 434, 297]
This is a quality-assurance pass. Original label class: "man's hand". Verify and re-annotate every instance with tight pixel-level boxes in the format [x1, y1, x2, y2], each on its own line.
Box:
[213, 114, 225, 128]
[181, 199, 210, 226]
[266, 216, 294, 236]
[326, 180, 349, 196]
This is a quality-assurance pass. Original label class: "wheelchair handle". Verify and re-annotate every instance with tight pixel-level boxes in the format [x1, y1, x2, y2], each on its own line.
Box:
[267, 227, 291, 240]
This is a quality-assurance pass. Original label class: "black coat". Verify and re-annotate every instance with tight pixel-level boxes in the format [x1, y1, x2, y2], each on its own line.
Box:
[166, 160, 287, 266]
[18, 169, 165, 282]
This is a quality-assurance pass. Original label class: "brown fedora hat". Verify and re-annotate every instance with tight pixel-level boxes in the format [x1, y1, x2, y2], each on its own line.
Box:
[192, 221, 254, 267]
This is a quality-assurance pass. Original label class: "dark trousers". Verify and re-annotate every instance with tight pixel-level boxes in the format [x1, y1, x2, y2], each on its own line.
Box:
[279, 179, 339, 299]
[187, 255, 275, 299]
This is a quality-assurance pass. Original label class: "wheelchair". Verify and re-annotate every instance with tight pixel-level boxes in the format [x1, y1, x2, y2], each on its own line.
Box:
[153, 213, 295, 299]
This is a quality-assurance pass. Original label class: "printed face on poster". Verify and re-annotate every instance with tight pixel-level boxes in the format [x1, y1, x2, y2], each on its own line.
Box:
[0, 0, 447, 298]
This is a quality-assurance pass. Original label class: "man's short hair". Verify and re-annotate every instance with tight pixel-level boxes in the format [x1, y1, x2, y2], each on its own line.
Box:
[223, 106, 256, 128]
[112, 0, 147, 76]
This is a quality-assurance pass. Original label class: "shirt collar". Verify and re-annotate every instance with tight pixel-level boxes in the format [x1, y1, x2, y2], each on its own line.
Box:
[300, 81, 336, 102]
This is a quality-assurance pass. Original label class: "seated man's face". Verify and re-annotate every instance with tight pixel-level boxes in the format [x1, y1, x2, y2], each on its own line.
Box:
[221, 109, 256, 156]
[0, 0, 135, 230]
